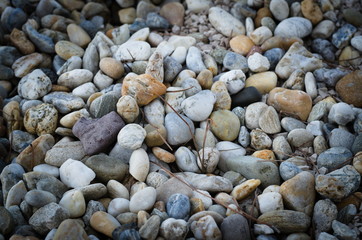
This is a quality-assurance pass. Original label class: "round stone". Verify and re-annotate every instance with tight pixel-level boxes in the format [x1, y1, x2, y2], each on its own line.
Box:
[24, 103, 58, 136]
[181, 90, 216, 121]
[229, 35, 255, 56]
[59, 190, 86, 218]
[274, 17, 313, 38]
[129, 148, 149, 182]
[99, 57, 124, 79]
[219, 70, 246, 94]
[336, 70, 362, 108]
[210, 110, 240, 141]
[55, 40, 85, 60]
[117, 124, 146, 150]
[66, 23, 91, 48]
[245, 71, 277, 94]
[129, 187, 157, 213]
[270, 0, 289, 21]
[18, 69, 52, 100]
[165, 112, 195, 145]
[167, 193, 190, 220]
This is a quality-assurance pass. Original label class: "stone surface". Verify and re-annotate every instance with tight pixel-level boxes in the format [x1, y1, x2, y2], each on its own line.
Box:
[18, 69, 52, 100]
[129, 148, 149, 182]
[24, 103, 58, 136]
[336, 70, 362, 108]
[210, 110, 240, 141]
[208, 7, 245, 37]
[129, 187, 157, 213]
[274, 17, 312, 38]
[165, 112, 195, 145]
[59, 159, 96, 189]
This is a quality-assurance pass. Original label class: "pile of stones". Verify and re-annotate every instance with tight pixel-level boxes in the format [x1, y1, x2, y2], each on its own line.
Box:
[0, 0, 362, 239]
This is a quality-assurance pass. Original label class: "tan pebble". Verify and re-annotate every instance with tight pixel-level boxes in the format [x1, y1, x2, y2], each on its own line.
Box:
[137, 210, 150, 228]
[24, 103, 58, 136]
[90, 211, 120, 237]
[231, 179, 261, 201]
[336, 192, 362, 210]
[214, 192, 234, 206]
[51, 85, 71, 92]
[55, 40, 85, 60]
[339, 46, 360, 68]
[252, 150, 276, 161]
[254, 7, 273, 27]
[3, 101, 23, 135]
[353, 152, 362, 174]
[160, 2, 185, 26]
[66, 23, 91, 48]
[118, 8, 137, 24]
[116, 95, 139, 123]
[301, 0, 323, 25]
[10, 28, 35, 55]
[260, 36, 303, 51]
[245, 71, 277, 94]
[12, 52, 43, 78]
[152, 147, 175, 163]
[335, 70, 362, 108]
[144, 124, 167, 147]
[211, 81, 231, 110]
[99, 198, 111, 209]
[60, 109, 90, 128]
[267, 87, 312, 121]
[196, 69, 213, 89]
[58, 0, 84, 11]
[229, 35, 255, 56]
[99, 57, 124, 79]
[154, 201, 166, 212]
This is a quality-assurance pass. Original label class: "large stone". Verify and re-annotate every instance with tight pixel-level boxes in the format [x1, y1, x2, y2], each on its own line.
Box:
[267, 87, 312, 121]
[274, 17, 312, 38]
[208, 7, 245, 37]
[335, 70, 362, 107]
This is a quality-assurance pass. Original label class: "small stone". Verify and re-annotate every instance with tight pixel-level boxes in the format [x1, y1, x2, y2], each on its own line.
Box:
[274, 17, 312, 38]
[250, 26, 273, 45]
[257, 210, 311, 234]
[273, 136, 293, 160]
[107, 198, 130, 217]
[115, 41, 151, 61]
[167, 193, 190, 220]
[59, 159, 96, 188]
[175, 172, 232, 193]
[146, 12, 169, 29]
[159, 218, 188, 240]
[67, 23, 91, 48]
[55, 40, 84, 60]
[57, 56, 82, 75]
[191, 215, 222, 240]
[24, 103, 58, 136]
[122, 73, 167, 106]
[210, 110, 240, 141]
[160, 2, 184, 26]
[99, 57, 124, 79]
[258, 192, 284, 214]
[208, 7, 245, 37]
[259, 106, 281, 134]
[332, 24, 357, 49]
[58, 69, 93, 89]
[230, 35, 255, 56]
[53, 219, 88, 240]
[117, 124, 146, 150]
[9, 28, 35, 55]
[175, 146, 199, 173]
[250, 128, 272, 150]
[275, 42, 323, 79]
[210, 81, 231, 110]
[44, 140, 85, 167]
[313, 199, 338, 235]
[29, 203, 70, 235]
[186, 46, 206, 74]
[129, 187, 156, 213]
[181, 90, 216, 121]
[332, 220, 358, 240]
[245, 102, 268, 129]
[24, 189, 56, 208]
[317, 147, 353, 172]
[231, 179, 261, 201]
[220, 214, 250, 240]
[165, 112, 195, 145]
[223, 52, 248, 72]
[85, 155, 128, 183]
[219, 70, 246, 94]
[311, 20, 335, 39]
[329, 128, 355, 150]
[328, 102, 355, 125]
[18, 69, 52, 100]
[152, 147, 175, 163]
[12, 53, 43, 78]
[287, 129, 314, 148]
[279, 161, 302, 181]
[245, 72, 277, 95]
[43, 92, 85, 114]
[336, 71, 362, 108]
[90, 211, 121, 238]
[301, 0, 323, 25]
[267, 87, 312, 121]
[231, 87, 262, 108]
[197, 147, 220, 173]
[59, 190, 86, 218]
[264, 48, 285, 69]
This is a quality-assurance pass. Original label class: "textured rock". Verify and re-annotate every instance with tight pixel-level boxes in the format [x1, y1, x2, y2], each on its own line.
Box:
[336, 70, 362, 108]
[208, 7, 245, 37]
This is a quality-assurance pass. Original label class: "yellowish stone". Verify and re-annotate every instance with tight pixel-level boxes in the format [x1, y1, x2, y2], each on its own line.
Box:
[245, 71, 278, 94]
[231, 179, 261, 201]
[229, 35, 255, 56]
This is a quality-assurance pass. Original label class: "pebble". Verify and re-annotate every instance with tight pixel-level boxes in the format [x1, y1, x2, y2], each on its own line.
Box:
[166, 193, 190, 220]
[107, 198, 130, 217]
[23, 103, 58, 136]
[165, 112, 195, 145]
[332, 220, 358, 240]
[270, 0, 289, 21]
[194, 128, 217, 150]
[159, 218, 188, 240]
[245, 102, 269, 129]
[53, 219, 88, 240]
[175, 172, 232, 193]
[99, 57, 124, 79]
[12, 53, 43, 78]
[59, 159, 96, 188]
[29, 203, 70, 235]
[250, 128, 272, 150]
[273, 136, 293, 160]
[229, 35, 255, 56]
[287, 129, 314, 148]
[231, 179, 261, 201]
[197, 147, 220, 173]
[55, 41, 84, 60]
[275, 42, 323, 79]
[146, 12, 169, 29]
[336, 70, 362, 108]
[129, 148, 149, 182]
[268, 88, 312, 121]
[181, 90, 216, 121]
[274, 17, 312, 38]
[223, 52, 248, 72]
[248, 53, 270, 72]
[216, 141, 246, 172]
[301, 0, 323, 25]
[210, 110, 240, 141]
[328, 102, 355, 126]
[144, 99, 164, 125]
[331, 24, 357, 49]
[313, 199, 338, 235]
[257, 210, 311, 234]
[186, 46, 206, 74]
[264, 48, 285, 70]
[317, 147, 353, 172]
[129, 187, 156, 213]
[58, 69, 93, 89]
[160, 2, 184, 26]
[225, 156, 280, 188]
[329, 128, 355, 150]
[190, 215, 222, 240]
[220, 214, 250, 239]
[115, 41, 151, 61]
[311, 20, 335, 39]
[43, 92, 85, 114]
[117, 124, 146, 150]
[17, 69, 52, 100]
[208, 7, 245, 37]
[73, 111, 125, 155]
[258, 192, 284, 214]
[59, 190, 86, 218]
[175, 146, 199, 173]
[259, 106, 281, 134]
[90, 211, 121, 238]
[85, 155, 128, 183]
[219, 70, 246, 94]
[231, 86, 262, 108]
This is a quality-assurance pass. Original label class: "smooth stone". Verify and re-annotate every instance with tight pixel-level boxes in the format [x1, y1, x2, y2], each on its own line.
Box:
[316, 147, 353, 172]
[24, 103, 58, 136]
[313, 199, 338, 235]
[264, 48, 285, 70]
[238, 126, 250, 148]
[0, 46, 21, 67]
[165, 112, 195, 145]
[219, 70, 246, 94]
[351, 36, 362, 52]
[186, 46, 206, 74]
[181, 90, 216, 122]
[1, 7, 27, 32]
[336, 70, 362, 107]
[129, 187, 156, 213]
[160, 2, 184, 26]
[229, 35, 255, 56]
[129, 148, 149, 182]
[190, 215, 222, 240]
[270, 0, 289, 21]
[117, 124, 146, 150]
[328, 102, 355, 126]
[301, 0, 323, 25]
[259, 106, 281, 134]
[58, 69, 93, 89]
[258, 192, 284, 214]
[55, 41, 84, 60]
[223, 52, 248, 72]
[279, 162, 302, 181]
[311, 38, 336, 61]
[18, 69, 52, 100]
[208, 7, 245, 37]
[159, 218, 188, 240]
[186, 0, 213, 13]
[107, 198, 130, 217]
[56, 56, 82, 75]
[220, 214, 250, 240]
[287, 129, 314, 148]
[211, 81, 231, 110]
[163, 56, 182, 83]
[85, 155, 128, 183]
[274, 17, 312, 38]
[72, 82, 98, 101]
[273, 136, 293, 160]
[12, 52, 43, 78]
[164, 87, 186, 113]
[44, 140, 85, 167]
[231, 86, 262, 108]
[175, 146, 199, 173]
[144, 124, 167, 147]
[312, 20, 336, 39]
[99, 57, 124, 79]
[0, 65, 14, 80]
[72, 111, 125, 155]
[352, 134, 362, 154]
[210, 110, 240, 141]
[181, 77, 202, 97]
[53, 219, 88, 240]
[216, 141, 246, 172]
[337, 204, 357, 225]
[146, 12, 169, 29]
[144, 99, 164, 126]
[0, 164, 25, 204]
[245, 102, 268, 129]
[314, 68, 348, 87]
[116, 95, 139, 124]
[231, 179, 261, 201]
[245, 71, 277, 94]
[332, 220, 358, 240]
[24, 189, 56, 208]
[139, 215, 161, 240]
[175, 172, 233, 193]
[257, 210, 311, 234]
[315, 165, 361, 200]
[248, 53, 270, 72]
[275, 42, 323, 79]
[250, 26, 273, 45]
[90, 93, 118, 118]
[90, 211, 121, 238]
[9, 130, 35, 153]
[43, 92, 85, 114]
[58, 190, 86, 218]
[115, 41, 151, 61]
[267, 88, 312, 121]
[332, 24, 357, 49]
[29, 203, 70, 235]
[59, 159, 96, 188]
[197, 147, 220, 173]
[329, 128, 355, 150]
[225, 156, 280, 188]
[250, 129, 272, 150]
[82, 200, 106, 226]
[66, 23, 91, 48]
[167, 193, 190, 220]
[318, 232, 338, 240]
[5, 180, 27, 208]
[121, 73, 167, 106]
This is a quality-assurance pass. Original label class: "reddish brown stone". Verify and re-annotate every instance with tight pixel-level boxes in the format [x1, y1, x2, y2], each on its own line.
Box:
[336, 70, 362, 108]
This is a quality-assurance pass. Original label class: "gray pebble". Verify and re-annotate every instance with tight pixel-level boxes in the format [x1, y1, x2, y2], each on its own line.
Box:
[10, 130, 35, 153]
[165, 113, 195, 145]
[164, 56, 182, 83]
[279, 162, 302, 181]
[337, 204, 357, 225]
[306, 121, 324, 136]
[186, 46, 206, 74]
[43, 92, 85, 114]
[313, 199, 338, 235]
[24, 189, 56, 208]
[90, 93, 118, 118]
[281, 117, 306, 132]
[223, 52, 248, 72]
[328, 102, 355, 126]
[331, 220, 358, 240]
[313, 68, 348, 87]
[312, 39, 336, 61]
[352, 134, 362, 154]
[329, 128, 356, 150]
[332, 24, 357, 49]
[317, 147, 353, 172]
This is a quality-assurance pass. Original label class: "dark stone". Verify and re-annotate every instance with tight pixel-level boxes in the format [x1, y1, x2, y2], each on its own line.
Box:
[146, 12, 169, 29]
[24, 189, 57, 208]
[313, 68, 348, 87]
[352, 134, 362, 154]
[0, 65, 14, 80]
[0, 46, 21, 66]
[317, 147, 353, 172]
[11, 0, 37, 12]
[312, 39, 336, 61]
[0, 206, 14, 235]
[1, 7, 27, 33]
[53, 55, 67, 74]
[337, 204, 357, 225]
[164, 56, 182, 83]
[35, 0, 55, 18]
[322, 123, 337, 138]
[354, 113, 362, 133]
[72, 111, 125, 155]
[166, 193, 190, 220]
[220, 214, 251, 240]
[329, 128, 356, 150]
[23, 24, 55, 54]
[40, 68, 58, 84]
[85, 155, 128, 183]
[7, 205, 27, 227]
[231, 86, 262, 108]
[0, 163, 25, 205]
[90, 93, 118, 118]
[14, 225, 38, 237]
[129, 19, 148, 33]
[83, 200, 106, 226]
[223, 52, 248, 72]
[113, 223, 141, 240]
[80, 20, 100, 38]
[264, 48, 285, 70]
[0, 85, 7, 99]
[343, 8, 362, 27]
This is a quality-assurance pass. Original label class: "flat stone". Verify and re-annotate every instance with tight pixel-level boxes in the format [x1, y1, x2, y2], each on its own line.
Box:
[317, 147, 353, 172]
[44, 140, 85, 167]
[85, 155, 128, 183]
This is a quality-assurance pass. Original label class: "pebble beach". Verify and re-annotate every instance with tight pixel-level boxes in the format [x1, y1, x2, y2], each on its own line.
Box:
[0, 0, 362, 239]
